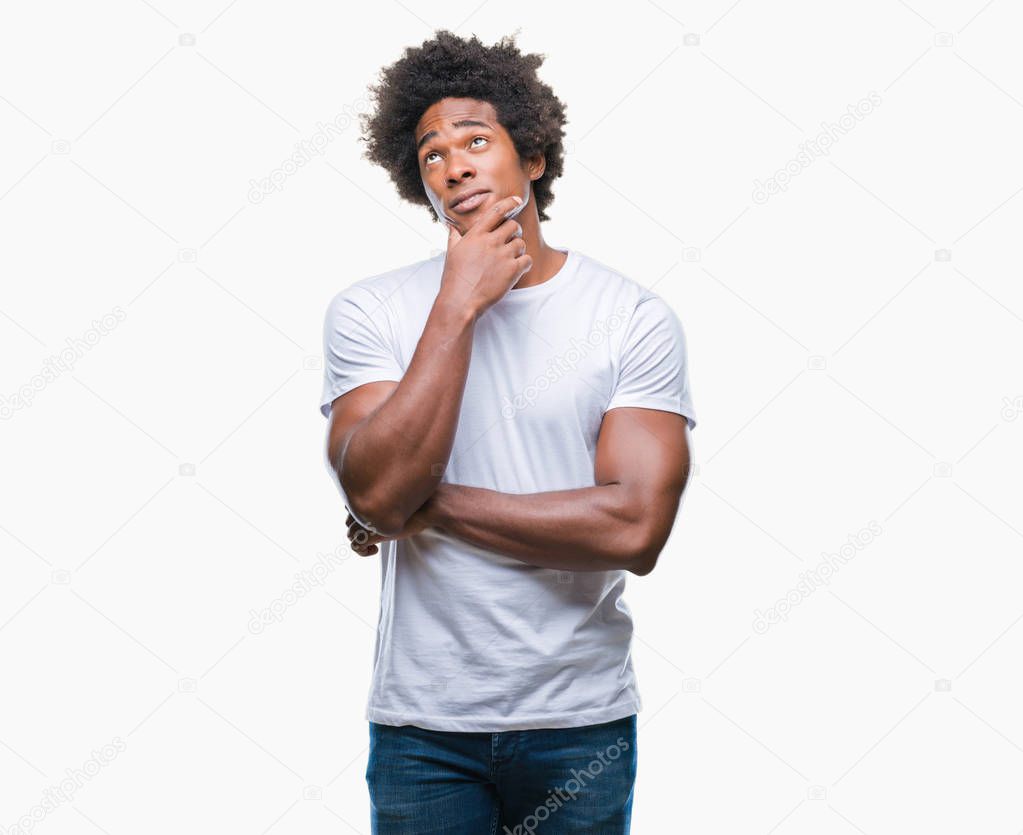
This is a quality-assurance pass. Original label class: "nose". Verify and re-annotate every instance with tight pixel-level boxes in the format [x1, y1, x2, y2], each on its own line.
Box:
[445, 156, 475, 186]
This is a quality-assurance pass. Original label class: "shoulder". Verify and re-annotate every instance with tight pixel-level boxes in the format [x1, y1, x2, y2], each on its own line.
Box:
[571, 249, 672, 317]
[324, 253, 443, 316]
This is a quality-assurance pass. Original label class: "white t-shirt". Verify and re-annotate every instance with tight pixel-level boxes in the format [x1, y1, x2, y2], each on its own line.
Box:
[319, 246, 697, 732]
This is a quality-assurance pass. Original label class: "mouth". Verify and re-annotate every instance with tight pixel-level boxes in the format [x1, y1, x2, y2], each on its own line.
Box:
[448, 189, 490, 214]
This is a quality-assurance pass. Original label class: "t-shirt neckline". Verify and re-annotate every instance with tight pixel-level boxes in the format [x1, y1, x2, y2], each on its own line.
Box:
[494, 247, 577, 305]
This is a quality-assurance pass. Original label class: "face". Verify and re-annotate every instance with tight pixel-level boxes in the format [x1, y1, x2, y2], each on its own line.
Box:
[414, 97, 541, 228]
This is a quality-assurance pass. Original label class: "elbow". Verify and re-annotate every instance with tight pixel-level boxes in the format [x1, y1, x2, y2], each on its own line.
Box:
[627, 525, 668, 577]
[628, 549, 657, 576]
[343, 490, 407, 539]
[344, 477, 436, 537]
[368, 516, 407, 539]
[353, 504, 406, 539]
[621, 490, 685, 576]
[606, 486, 672, 576]
[336, 458, 406, 537]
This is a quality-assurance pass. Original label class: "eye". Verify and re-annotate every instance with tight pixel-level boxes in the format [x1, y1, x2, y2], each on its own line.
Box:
[423, 136, 489, 165]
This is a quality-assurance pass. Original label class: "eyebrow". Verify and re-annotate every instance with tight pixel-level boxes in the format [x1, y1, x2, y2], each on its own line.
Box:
[416, 120, 492, 152]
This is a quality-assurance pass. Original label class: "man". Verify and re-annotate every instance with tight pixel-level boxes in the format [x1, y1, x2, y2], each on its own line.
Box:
[320, 30, 697, 834]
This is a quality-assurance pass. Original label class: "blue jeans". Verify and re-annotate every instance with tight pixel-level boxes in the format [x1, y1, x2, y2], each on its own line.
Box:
[366, 714, 637, 834]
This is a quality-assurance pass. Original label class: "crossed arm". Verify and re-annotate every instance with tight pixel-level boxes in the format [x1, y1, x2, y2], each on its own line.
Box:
[346, 406, 693, 576]
[326, 288, 693, 576]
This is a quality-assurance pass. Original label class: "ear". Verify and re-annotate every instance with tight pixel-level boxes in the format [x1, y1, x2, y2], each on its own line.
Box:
[525, 153, 546, 181]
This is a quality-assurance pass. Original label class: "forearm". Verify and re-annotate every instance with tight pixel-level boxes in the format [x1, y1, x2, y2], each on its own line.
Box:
[429, 483, 653, 573]
[340, 296, 476, 535]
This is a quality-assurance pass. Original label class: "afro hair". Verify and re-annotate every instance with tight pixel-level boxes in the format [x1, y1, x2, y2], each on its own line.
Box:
[359, 29, 568, 223]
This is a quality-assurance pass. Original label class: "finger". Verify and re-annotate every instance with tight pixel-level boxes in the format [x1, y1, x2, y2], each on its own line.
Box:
[505, 237, 527, 258]
[446, 221, 462, 248]
[502, 233, 527, 253]
[474, 195, 524, 235]
[351, 526, 375, 546]
[359, 525, 382, 546]
[495, 217, 523, 244]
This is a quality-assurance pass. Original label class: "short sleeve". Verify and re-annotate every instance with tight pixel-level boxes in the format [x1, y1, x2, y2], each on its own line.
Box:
[319, 285, 404, 418]
[605, 295, 697, 430]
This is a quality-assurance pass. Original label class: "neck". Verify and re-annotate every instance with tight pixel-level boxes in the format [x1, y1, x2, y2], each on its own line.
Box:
[512, 202, 567, 290]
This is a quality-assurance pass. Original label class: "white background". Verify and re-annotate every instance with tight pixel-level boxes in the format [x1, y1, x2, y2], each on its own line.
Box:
[2, 1, 1022, 833]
